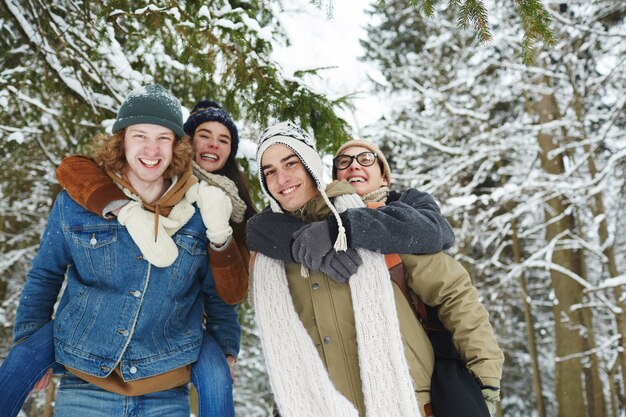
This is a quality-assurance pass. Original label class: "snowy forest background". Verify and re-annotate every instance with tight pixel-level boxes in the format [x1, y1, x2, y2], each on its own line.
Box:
[1, 1, 625, 416]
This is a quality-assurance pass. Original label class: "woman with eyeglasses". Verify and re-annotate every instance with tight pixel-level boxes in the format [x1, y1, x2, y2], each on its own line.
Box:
[247, 139, 455, 276]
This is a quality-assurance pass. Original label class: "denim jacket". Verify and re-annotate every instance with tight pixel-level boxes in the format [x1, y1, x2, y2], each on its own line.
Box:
[14, 191, 240, 381]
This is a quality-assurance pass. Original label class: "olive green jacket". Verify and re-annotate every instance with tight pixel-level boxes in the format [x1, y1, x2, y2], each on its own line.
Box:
[252, 181, 503, 415]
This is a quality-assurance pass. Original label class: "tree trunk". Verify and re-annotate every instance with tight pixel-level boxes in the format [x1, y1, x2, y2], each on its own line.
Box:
[577, 250, 606, 417]
[534, 75, 586, 417]
[609, 366, 619, 417]
[511, 219, 547, 417]
[572, 90, 626, 395]
[500, 152, 547, 417]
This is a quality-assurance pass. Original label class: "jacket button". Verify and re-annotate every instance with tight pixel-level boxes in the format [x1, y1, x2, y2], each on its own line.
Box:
[323, 336, 331, 344]
[131, 290, 141, 297]
[129, 366, 138, 374]
[118, 329, 129, 337]
[90, 237, 97, 245]
[312, 283, 320, 290]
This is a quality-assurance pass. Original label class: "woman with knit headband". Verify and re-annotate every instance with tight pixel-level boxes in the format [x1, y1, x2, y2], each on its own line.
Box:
[1, 84, 240, 416]
[248, 121, 503, 417]
[0, 96, 253, 417]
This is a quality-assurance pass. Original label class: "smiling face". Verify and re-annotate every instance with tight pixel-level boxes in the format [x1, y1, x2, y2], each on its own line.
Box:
[335, 145, 388, 196]
[122, 123, 175, 199]
[261, 144, 320, 212]
[192, 121, 232, 172]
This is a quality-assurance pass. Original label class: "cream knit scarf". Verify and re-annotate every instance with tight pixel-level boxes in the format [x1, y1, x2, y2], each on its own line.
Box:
[115, 176, 197, 233]
[361, 186, 389, 205]
[253, 193, 421, 417]
[113, 174, 200, 267]
[192, 160, 245, 223]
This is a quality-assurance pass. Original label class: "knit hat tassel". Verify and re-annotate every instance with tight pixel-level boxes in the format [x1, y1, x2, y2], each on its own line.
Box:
[320, 187, 348, 252]
[334, 225, 347, 252]
[300, 265, 310, 278]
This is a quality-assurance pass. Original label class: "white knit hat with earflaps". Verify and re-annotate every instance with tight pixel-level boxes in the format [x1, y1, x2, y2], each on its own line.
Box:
[256, 121, 348, 253]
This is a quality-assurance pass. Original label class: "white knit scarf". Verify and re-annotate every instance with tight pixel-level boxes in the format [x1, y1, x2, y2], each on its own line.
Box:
[253, 193, 421, 417]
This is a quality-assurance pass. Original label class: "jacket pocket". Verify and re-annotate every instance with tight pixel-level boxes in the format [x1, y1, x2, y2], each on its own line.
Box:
[173, 231, 207, 280]
[69, 226, 118, 284]
[71, 227, 117, 248]
[175, 231, 206, 256]
[56, 288, 96, 348]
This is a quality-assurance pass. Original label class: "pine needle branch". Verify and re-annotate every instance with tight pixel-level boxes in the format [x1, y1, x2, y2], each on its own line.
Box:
[309, 0, 334, 19]
[375, 0, 557, 63]
[458, 0, 492, 43]
[404, 0, 439, 16]
[514, 0, 558, 65]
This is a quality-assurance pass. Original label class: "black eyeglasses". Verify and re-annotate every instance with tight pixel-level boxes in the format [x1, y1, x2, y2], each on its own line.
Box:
[333, 152, 378, 170]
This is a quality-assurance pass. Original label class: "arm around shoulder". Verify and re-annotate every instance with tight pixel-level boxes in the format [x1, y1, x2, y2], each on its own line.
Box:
[246, 207, 304, 262]
[341, 188, 455, 254]
[56, 155, 128, 218]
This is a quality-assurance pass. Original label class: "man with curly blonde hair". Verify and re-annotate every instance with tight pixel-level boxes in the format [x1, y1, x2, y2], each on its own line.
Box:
[5, 85, 240, 416]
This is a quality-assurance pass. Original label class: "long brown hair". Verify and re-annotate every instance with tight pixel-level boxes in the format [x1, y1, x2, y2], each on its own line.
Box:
[91, 129, 193, 178]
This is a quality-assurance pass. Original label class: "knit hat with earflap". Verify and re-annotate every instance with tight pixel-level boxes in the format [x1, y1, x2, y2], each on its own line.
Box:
[183, 100, 239, 158]
[112, 84, 184, 138]
[257, 121, 348, 251]
[332, 139, 392, 186]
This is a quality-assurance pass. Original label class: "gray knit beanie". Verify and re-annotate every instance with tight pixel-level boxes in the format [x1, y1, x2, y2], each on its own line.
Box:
[112, 84, 184, 138]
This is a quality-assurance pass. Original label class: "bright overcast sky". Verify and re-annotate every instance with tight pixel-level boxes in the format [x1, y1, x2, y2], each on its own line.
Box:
[272, 0, 386, 133]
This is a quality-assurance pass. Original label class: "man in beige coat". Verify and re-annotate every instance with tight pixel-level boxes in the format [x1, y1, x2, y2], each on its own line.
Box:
[248, 122, 503, 417]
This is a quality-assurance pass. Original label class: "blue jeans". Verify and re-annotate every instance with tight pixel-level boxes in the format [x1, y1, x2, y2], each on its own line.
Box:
[0, 321, 64, 417]
[55, 373, 189, 417]
[0, 323, 234, 417]
[192, 334, 235, 417]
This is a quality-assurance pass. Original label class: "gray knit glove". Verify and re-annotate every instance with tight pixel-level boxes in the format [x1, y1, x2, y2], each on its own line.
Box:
[291, 221, 333, 271]
[292, 222, 362, 283]
[318, 248, 362, 284]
